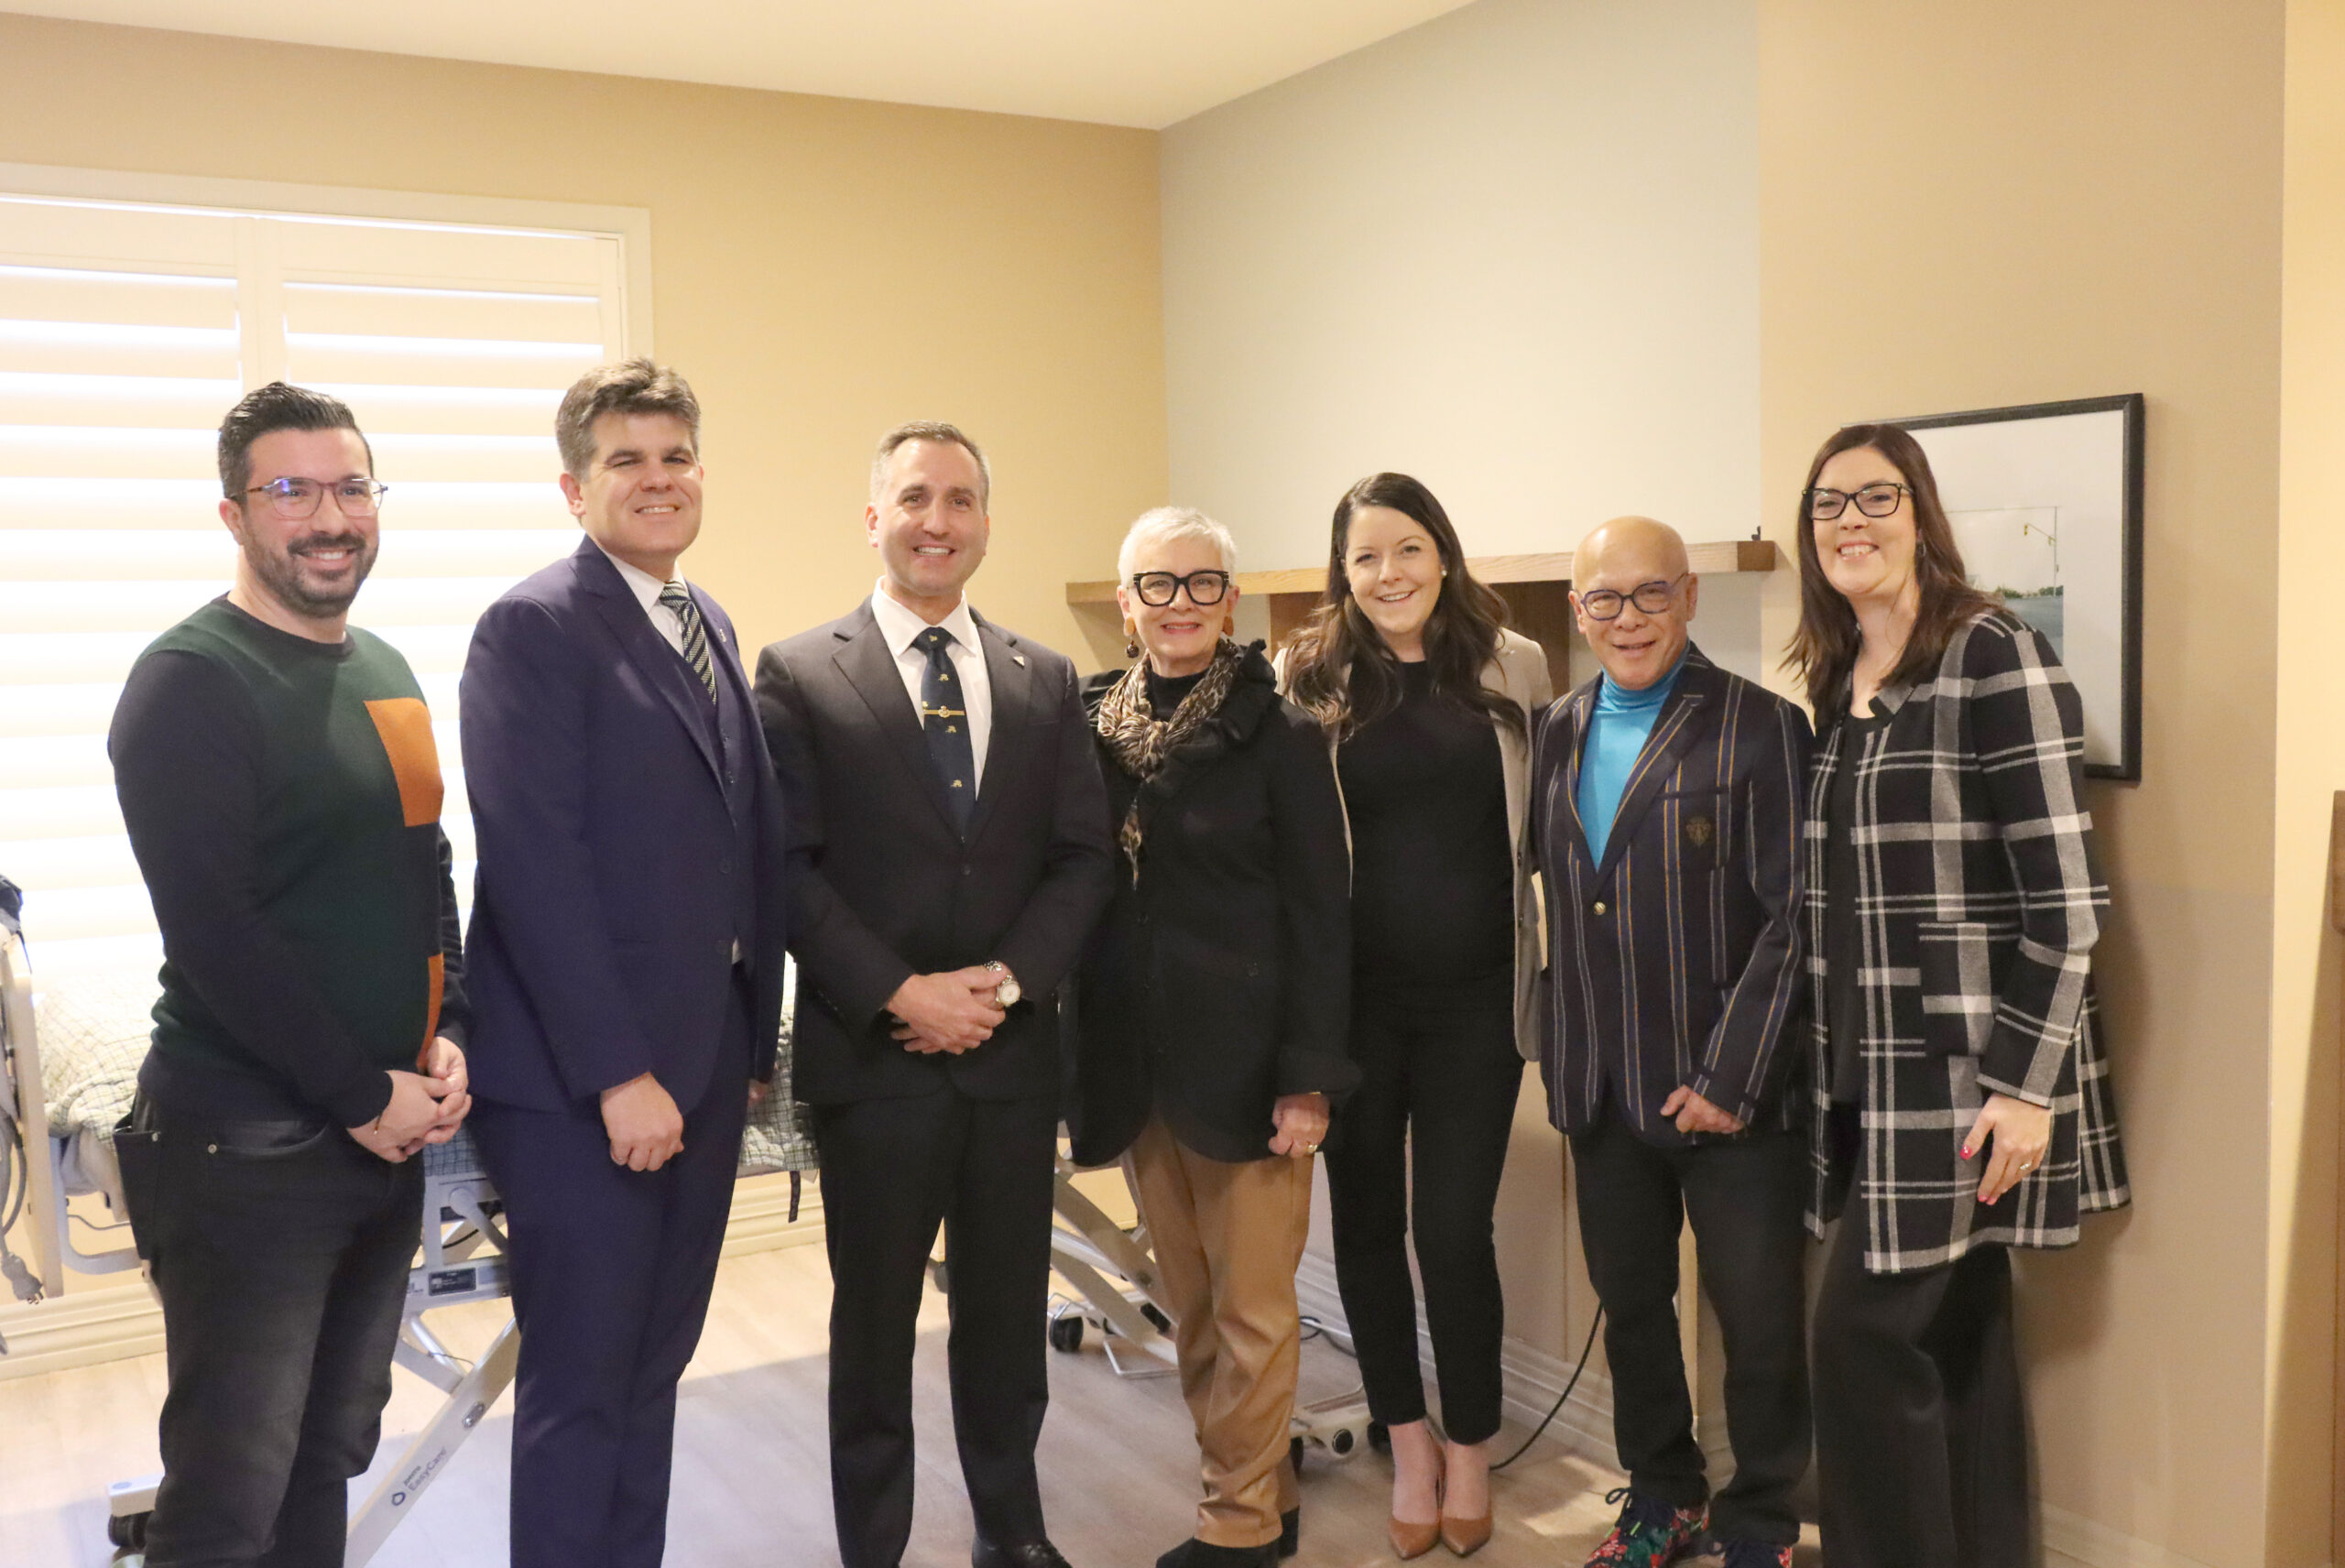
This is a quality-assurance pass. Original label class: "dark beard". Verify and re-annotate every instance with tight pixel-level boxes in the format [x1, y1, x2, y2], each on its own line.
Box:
[246, 530, 377, 618]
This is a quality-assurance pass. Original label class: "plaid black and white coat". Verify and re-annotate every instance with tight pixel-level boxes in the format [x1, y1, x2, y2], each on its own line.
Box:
[1805, 607, 2131, 1273]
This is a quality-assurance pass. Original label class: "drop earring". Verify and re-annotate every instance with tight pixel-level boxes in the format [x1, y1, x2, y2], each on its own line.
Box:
[1124, 621, 1141, 659]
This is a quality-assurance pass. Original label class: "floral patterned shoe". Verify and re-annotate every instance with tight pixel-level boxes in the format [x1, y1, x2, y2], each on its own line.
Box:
[1583, 1488, 1705, 1568]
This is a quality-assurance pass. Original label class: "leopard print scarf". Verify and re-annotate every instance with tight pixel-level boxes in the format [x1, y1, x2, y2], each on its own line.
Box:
[1096, 637, 1245, 887]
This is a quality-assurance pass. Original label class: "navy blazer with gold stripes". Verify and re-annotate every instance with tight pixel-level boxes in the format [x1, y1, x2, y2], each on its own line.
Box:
[1532, 644, 1813, 1145]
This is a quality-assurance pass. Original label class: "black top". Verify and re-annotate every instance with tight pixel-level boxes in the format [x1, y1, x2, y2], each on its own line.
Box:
[110, 598, 468, 1127]
[1069, 647, 1357, 1165]
[1145, 665, 1205, 719]
[1338, 660, 1513, 997]
[1825, 702, 1892, 1103]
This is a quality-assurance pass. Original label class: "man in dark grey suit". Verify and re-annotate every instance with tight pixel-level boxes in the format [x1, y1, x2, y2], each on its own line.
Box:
[755, 422, 1114, 1568]
[1531, 517, 1813, 1568]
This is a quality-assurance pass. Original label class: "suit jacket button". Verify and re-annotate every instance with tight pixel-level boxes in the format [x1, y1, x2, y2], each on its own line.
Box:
[1593, 900, 1609, 915]
[962, 864, 973, 877]
[719, 858, 734, 875]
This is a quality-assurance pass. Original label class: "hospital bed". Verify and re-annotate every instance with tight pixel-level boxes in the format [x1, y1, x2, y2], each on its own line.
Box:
[0, 925, 824, 1563]
[1, 915, 1212, 1563]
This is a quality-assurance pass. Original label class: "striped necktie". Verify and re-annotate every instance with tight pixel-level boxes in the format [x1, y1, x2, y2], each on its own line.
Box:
[659, 581, 717, 701]
[913, 625, 976, 833]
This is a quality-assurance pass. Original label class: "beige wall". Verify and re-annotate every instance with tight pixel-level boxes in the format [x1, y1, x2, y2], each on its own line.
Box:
[0, 13, 1168, 661]
[2278, 1, 2345, 1562]
[1760, 3, 2292, 1562]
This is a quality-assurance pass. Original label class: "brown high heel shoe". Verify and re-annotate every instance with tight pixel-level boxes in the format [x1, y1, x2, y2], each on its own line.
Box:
[1388, 1516, 1442, 1561]
[1436, 1511, 1491, 1559]
[1438, 1451, 1490, 1557]
[1389, 1466, 1443, 1559]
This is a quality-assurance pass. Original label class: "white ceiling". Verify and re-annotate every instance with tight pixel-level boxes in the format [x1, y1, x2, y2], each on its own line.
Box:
[7, 1, 1482, 128]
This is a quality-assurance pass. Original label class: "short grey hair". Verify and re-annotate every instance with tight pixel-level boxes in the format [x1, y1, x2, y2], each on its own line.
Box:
[556, 359, 700, 479]
[870, 420, 990, 508]
[1118, 506, 1238, 583]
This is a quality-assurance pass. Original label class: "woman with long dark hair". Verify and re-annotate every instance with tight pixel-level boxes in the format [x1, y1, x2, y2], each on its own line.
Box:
[1790, 424, 2130, 1566]
[1281, 474, 1552, 1560]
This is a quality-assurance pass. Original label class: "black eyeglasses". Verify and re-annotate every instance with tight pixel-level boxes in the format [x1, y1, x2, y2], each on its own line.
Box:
[1805, 483, 1910, 521]
[241, 477, 390, 519]
[1129, 570, 1232, 607]
[1578, 573, 1687, 622]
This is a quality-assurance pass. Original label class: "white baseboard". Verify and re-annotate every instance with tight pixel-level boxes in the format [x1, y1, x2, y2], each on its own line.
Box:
[0, 1174, 825, 1381]
[2038, 1504, 2259, 1568]
[0, 1279, 163, 1379]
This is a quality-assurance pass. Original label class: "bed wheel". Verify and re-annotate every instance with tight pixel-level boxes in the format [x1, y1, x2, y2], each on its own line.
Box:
[107, 1510, 149, 1550]
[1368, 1420, 1390, 1453]
[1326, 1425, 1358, 1458]
[1289, 1435, 1305, 1475]
[1141, 1302, 1172, 1334]
[1048, 1315, 1085, 1353]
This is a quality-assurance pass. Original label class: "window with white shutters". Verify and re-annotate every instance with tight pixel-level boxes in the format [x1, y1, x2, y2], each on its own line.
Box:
[0, 190, 637, 981]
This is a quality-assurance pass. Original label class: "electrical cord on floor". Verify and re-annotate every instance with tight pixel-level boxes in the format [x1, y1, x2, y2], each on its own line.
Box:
[1489, 1306, 1603, 1472]
[1297, 1314, 1354, 1356]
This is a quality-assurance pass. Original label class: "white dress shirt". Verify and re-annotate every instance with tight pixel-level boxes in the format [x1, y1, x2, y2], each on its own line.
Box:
[594, 541, 688, 657]
[867, 581, 992, 789]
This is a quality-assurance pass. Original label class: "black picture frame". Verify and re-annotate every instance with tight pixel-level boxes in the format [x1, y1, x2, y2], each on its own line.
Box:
[1881, 394, 2145, 782]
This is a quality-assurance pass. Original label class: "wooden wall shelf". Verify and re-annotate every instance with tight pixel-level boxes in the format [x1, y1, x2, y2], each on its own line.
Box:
[1063, 539, 1780, 605]
[1066, 539, 1779, 690]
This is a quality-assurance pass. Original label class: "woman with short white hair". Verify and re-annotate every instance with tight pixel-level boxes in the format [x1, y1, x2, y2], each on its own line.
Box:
[1068, 506, 1356, 1568]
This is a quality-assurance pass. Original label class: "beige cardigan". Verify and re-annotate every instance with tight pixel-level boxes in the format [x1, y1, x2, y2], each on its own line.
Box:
[1277, 628, 1557, 1059]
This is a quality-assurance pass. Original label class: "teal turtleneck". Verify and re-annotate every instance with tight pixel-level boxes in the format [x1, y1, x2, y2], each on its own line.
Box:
[1576, 648, 1690, 862]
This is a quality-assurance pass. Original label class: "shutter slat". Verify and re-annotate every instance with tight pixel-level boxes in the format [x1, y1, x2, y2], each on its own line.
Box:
[2, 191, 624, 984]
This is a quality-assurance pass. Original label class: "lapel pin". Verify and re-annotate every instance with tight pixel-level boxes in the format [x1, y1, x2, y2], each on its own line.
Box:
[1012, 654, 1028, 667]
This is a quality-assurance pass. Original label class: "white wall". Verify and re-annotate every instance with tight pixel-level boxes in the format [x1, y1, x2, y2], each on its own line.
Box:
[1162, 0, 1762, 576]
[1161, 0, 1764, 1374]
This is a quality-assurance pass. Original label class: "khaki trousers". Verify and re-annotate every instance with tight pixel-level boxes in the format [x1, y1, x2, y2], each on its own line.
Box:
[1125, 1118, 1314, 1549]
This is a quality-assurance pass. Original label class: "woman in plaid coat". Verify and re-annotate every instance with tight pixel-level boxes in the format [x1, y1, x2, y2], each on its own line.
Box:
[1789, 423, 2129, 1568]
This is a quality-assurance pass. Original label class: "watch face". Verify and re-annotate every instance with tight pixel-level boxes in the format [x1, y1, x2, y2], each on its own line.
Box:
[996, 978, 1022, 1007]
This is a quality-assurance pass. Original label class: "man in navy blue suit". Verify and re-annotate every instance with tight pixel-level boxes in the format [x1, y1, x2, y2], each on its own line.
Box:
[460, 359, 789, 1568]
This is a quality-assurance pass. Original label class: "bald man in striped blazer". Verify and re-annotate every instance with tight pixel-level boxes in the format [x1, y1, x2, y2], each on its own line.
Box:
[1530, 517, 1813, 1568]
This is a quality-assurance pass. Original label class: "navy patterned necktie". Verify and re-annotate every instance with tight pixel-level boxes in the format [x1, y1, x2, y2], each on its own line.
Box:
[658, 581, 717, 701]
[913, 625, 976, 833]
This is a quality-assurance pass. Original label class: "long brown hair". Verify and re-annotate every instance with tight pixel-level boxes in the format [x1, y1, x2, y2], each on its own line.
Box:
[1784, 424, 1999, 719]
[1282, 473, 1522, 738]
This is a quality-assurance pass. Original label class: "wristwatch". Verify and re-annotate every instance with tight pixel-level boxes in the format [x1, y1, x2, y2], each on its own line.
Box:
[984, 960, 1021, 1008]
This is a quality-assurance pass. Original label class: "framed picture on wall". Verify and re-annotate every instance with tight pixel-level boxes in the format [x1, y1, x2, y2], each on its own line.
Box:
[1883, 394, 2145, 782]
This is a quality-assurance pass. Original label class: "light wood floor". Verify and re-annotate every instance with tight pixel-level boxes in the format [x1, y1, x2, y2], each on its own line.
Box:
[0, 1244, 1820, 1566]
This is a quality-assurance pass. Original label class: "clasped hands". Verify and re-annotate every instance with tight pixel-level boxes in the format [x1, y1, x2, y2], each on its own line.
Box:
[886, 967, 1007, 1056]
[346, 1035, 471, 1163]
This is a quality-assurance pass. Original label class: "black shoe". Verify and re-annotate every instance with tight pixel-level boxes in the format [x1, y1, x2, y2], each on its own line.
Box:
[1156, 1540, 1279, 1568]
[975, 1539, 1075, 1568]
[1279, 1508, 1300, 1559]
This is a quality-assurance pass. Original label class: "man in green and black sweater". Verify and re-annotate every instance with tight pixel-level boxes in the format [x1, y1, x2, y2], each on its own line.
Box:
[109, 382, 472, 1568]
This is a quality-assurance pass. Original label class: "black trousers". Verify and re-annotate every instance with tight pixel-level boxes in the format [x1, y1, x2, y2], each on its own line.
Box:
[1325, 985, 1522, 1445]
[469, 979, 754, 1568]
[140, 1103, 421, 1568]
[1566, 1115, 1810, 1546]
[815, 1083, 1061, 1568]
[1813, 1183, 2029, 1568]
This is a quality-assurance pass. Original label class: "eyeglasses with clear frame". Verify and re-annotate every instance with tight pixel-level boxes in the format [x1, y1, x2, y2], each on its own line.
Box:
[1129, 570, 1232, 607]
[1805, 483, 1911, 521]
[1577, 572, 1688, 622]
[240, 477, 391, 519]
